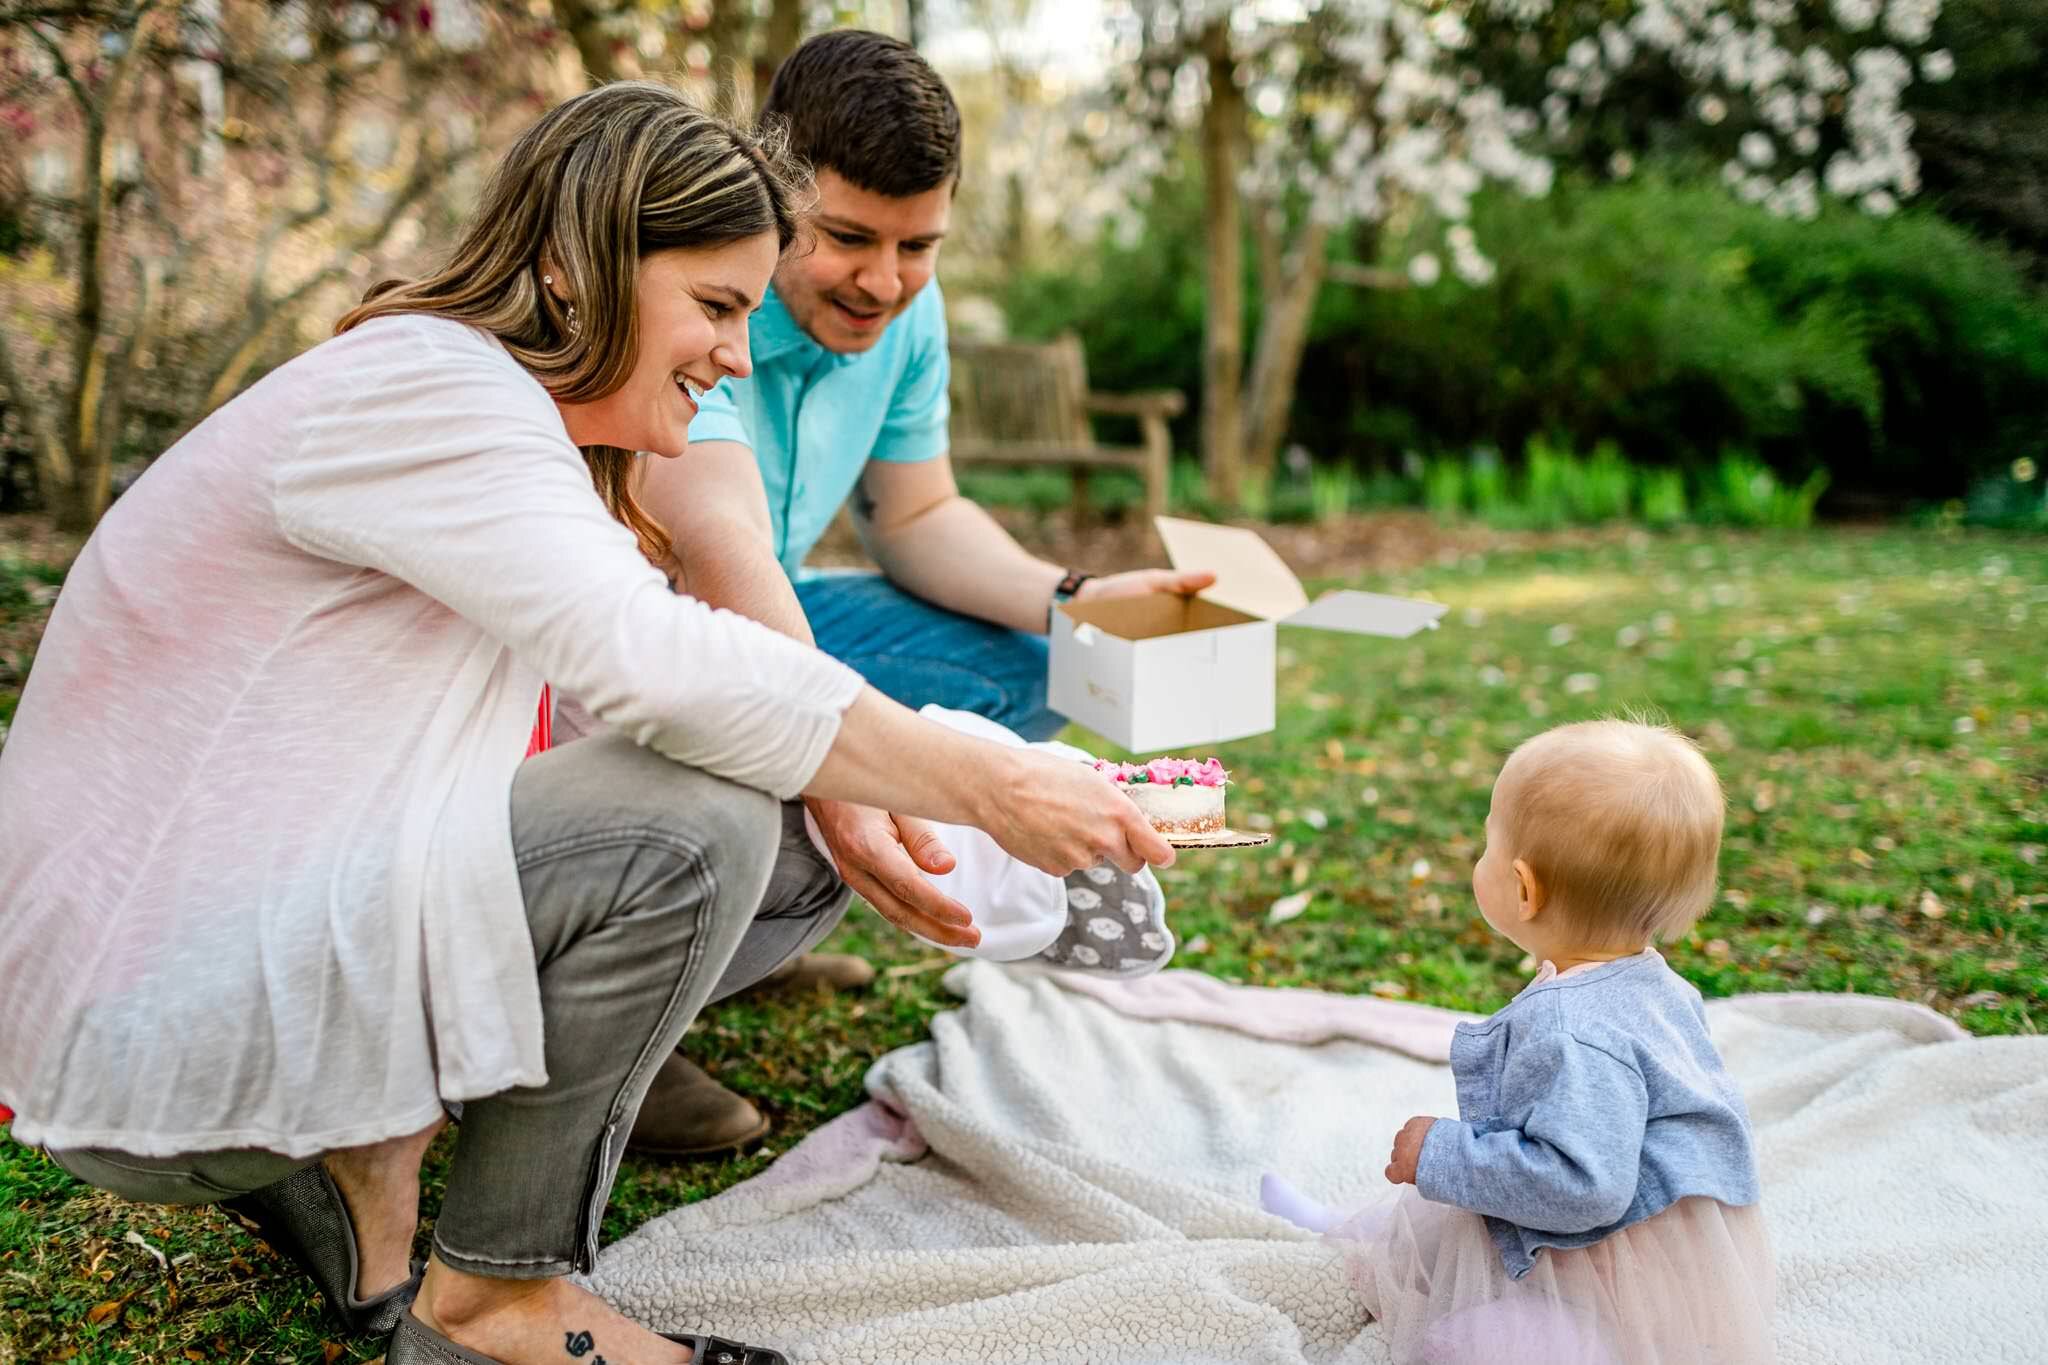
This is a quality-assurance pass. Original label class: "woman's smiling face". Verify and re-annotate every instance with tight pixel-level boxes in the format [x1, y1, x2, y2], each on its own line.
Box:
[556, 232, 779, 458]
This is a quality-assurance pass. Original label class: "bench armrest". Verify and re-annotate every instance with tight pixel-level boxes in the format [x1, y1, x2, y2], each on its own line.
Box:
[1085, 389, 1186, 420]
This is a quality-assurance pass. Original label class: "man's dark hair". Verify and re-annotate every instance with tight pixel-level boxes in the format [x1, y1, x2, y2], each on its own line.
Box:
[762, 29, 962, 197]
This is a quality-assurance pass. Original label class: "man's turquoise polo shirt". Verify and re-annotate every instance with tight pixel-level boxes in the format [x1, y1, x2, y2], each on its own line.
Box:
[687, 280, 950, 579]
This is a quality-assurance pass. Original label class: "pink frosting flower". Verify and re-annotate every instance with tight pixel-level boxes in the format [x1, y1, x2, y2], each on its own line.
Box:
[1091, 755, 1229, 786]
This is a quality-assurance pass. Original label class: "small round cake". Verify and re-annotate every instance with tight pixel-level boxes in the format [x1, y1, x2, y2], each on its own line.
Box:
[1094, 757, 1228, 835]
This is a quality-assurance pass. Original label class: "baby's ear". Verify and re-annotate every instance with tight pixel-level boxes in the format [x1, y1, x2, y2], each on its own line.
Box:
[1512, 857, 1547, 921]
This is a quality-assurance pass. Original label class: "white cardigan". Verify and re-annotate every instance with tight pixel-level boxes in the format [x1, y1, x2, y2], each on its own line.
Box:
[0, 315, 864, 1157]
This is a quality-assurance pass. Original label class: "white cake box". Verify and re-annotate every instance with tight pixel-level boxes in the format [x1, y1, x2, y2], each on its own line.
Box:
[1048, 516, 1448, 753]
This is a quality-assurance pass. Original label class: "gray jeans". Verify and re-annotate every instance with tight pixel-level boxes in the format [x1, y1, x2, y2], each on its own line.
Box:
[48, 732, 849, 1278]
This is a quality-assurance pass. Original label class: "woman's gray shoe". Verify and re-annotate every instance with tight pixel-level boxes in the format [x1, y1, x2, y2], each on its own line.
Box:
[223, 1162, 421, 1336]
[385, 1310, 790, 1364]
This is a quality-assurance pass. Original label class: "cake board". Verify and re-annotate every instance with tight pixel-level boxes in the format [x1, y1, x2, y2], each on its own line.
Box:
[1164, 829, 1272, 850]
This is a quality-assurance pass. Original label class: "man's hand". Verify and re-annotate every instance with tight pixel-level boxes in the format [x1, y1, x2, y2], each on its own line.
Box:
[1385, 1115, 1438, 1186]
[1073, 568, 1217, 604]
[805, 797, 981, 950]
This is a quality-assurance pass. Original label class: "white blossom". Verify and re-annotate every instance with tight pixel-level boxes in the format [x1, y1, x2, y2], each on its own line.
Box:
[1883, 0, 1939, 44]
[1451, 241, 1496, 285]
[1765, 169, 1822, 221]
[1081, 0, 1943, 287]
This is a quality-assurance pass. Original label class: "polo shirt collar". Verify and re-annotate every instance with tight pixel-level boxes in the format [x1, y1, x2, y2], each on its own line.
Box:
[752, 285, 863, 369]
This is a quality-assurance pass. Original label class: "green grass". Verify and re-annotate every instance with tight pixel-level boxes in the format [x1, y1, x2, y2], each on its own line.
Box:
[5, 525, 2046, 1361]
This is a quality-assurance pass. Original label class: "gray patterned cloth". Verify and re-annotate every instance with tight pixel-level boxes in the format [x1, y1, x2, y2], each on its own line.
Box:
[1037, 862, 1174, 976]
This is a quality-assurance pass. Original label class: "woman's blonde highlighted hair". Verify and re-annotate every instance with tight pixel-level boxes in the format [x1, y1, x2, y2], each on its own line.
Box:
[337, 82, 808, 565]
[1495, 718, 1726, 947]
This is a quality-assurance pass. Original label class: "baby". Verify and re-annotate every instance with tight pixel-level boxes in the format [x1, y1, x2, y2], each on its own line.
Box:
[1262, 719, 1776, 1364]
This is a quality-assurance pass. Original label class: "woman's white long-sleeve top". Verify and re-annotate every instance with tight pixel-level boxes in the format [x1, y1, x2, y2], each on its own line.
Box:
[0, 315, 864, 1157]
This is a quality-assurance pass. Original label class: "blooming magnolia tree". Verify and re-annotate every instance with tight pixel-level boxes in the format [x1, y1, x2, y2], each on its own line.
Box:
[1095, 0, 1951, 507]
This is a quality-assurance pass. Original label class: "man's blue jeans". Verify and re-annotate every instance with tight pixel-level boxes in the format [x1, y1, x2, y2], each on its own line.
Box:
[796, 572, 1063, 742]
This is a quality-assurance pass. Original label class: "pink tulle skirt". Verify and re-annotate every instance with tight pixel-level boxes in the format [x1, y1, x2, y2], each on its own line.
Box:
[1328, 1190, 1777, 1365]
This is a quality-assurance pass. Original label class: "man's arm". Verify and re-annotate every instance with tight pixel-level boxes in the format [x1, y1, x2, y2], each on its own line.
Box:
[636, 441, 982, 948]
[636, 440, 814, 646]
[852, 456, 1064, 633]
[854, 457, 1215, 632]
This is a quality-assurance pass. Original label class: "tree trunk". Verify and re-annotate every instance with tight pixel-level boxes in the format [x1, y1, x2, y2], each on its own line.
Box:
[1241, 220, 1329, 478]
[754, 0, 805, 100]
[1198, 18, 1245, 510]
[904, 0, 927, 48]
[52, 6, 150, 532]
[0, 337, 74, 518]
[702, 1, 758, 119]
[551, 0, 623, 84]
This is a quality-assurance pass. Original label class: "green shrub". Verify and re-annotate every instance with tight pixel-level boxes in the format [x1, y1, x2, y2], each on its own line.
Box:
[1578, 442, 1636, 522]
[1960, 460, 2048, 531]
[1310, 464, 1356, 523]
[1698, 451, 1830, 529]
[1640, 467, 1690, 529]
[998, 165, 2048, 504]
[1424, 457, 1468, 521]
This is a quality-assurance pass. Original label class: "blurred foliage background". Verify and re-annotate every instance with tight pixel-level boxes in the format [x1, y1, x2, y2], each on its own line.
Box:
[1, 0, 2042, 530]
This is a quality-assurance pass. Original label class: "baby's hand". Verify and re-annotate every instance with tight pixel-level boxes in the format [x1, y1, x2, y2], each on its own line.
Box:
[1384, 1115, 1437, 1185]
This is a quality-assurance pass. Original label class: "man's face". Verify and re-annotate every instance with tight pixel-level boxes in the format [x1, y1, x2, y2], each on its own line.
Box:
[774, 170, 952, 354]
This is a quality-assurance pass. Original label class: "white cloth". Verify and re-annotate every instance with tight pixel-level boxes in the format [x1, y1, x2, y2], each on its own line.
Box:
[802, 708, 1063, 961]
[0, 315, 865, 1157]
[801, 707, 1164, 965]
[588, 964, 2048, 1364]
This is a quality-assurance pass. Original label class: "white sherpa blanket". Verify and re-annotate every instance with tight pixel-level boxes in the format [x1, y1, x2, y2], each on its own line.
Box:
[589, 963, 2048, 1363]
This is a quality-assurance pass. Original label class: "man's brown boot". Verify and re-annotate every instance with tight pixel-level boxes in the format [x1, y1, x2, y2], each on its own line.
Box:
[757, 952, 876, 992]
[626, 1052, 770, 1159]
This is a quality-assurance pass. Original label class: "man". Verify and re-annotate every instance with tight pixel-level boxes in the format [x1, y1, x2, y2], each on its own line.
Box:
[628, 29, 1209, 1156]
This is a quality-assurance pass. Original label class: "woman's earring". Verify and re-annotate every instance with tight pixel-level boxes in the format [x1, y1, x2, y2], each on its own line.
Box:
[566, 299, 579, 337]
[542, 274, 554, 285]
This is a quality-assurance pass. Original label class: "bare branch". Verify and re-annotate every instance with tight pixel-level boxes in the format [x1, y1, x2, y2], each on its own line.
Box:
[1327, 262, 1411, 291]
[22, 19, 89, 115]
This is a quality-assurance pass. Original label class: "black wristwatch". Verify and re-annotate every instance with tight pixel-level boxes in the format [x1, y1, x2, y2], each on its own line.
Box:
[1049, 569, 1095, 626]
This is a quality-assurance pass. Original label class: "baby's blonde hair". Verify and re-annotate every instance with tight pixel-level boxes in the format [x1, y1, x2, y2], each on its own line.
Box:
[1494, 719, 1725, 947]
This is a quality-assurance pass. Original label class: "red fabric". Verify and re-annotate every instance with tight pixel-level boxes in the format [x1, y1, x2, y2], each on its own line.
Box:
[525, 683, 552, 758]
[0, 1103, 12, 1124]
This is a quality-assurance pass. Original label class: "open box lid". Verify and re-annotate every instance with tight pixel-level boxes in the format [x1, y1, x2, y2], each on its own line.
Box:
[1155, 515, 1448, 639]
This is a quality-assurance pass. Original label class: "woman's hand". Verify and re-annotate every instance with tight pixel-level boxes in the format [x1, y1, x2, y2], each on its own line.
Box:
[1385, 1115, 1438, 1185]
[986, 748, 1176, 877]
[806, 797, 981, 950]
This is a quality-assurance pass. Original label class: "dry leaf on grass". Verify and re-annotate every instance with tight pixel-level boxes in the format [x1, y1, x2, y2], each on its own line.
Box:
[1268, 892, 1312, 924]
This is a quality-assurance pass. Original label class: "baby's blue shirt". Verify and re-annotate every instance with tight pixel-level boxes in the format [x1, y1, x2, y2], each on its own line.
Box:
[1415, 950, 1762, 1279]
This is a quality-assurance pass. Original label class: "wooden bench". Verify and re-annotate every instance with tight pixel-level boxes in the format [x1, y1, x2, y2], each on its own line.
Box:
[947, 333, 1183, 522]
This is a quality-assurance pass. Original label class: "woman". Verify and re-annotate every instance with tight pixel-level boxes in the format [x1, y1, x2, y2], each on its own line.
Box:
[0, 85, 1169, 1365]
